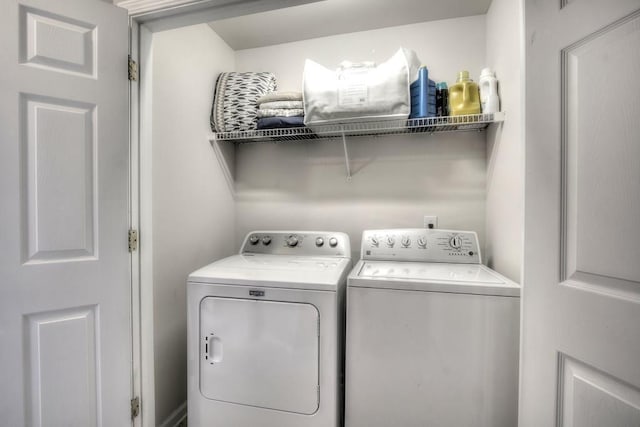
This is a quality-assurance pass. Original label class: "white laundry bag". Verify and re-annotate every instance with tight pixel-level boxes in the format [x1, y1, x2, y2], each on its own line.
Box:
[303, 48, 421, 127]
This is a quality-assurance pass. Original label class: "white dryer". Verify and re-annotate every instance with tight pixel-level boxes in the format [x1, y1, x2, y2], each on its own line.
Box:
[345, 229, 520, 427]
[187, 231, 351, 427]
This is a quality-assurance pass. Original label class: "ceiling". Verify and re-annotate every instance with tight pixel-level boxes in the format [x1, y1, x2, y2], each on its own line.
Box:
[208, 0, 493, 50]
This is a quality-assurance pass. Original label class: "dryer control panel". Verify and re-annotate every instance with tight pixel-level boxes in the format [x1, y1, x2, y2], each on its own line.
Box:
[361, 229, 481, 264]
[241, 231, 350, 257]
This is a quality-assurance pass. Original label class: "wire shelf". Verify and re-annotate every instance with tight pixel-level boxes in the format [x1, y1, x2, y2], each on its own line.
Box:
[210, 112, 505, 187]
[211, 112, 504, 144]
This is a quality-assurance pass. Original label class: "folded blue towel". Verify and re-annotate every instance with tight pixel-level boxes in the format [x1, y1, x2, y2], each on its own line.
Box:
[257, 116, 306, 129]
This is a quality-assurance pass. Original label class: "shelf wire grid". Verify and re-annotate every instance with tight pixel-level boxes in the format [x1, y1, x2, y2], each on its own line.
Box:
[211, 113, 503, 144]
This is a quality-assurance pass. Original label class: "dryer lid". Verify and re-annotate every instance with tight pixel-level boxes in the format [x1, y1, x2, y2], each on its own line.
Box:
[188, 254, 351, 291]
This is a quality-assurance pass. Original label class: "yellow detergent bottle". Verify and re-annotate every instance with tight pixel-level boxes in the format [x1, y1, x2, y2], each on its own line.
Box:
[449, 70, 481, 115]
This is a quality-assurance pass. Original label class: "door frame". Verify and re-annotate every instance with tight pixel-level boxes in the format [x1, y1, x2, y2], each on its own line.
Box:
[123, 1, 323, 426]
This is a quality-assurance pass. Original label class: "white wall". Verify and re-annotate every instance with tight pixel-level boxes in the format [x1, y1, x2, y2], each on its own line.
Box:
[233, 16, 489, 256]
[151, 24, 235, 424]
[484, 0, 523, 282]
[236, 15, 486, 91]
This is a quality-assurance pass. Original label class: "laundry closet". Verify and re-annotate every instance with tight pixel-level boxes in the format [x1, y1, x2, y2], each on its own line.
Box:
[137, 0, 523, 424]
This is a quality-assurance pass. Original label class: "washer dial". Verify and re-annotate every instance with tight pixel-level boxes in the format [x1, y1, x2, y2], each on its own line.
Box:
[449, 235, 463, 249]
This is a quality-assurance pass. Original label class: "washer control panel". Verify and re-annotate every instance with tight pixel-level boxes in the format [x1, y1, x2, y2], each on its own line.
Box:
[361, 229, 481, 263]
[242, 231, 350, 257]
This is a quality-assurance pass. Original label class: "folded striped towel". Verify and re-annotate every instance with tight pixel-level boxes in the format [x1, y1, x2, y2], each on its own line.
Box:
[257, 91, 303, 104]
[211, 72, 277, 132]
[257, 108, 304, 118]
[259, 100, 304, 110]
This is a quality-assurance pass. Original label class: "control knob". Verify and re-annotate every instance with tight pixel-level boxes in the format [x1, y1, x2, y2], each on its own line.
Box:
[386, 236, 396, 248]
[401, 236, 411, 247]
[370, 236, 379, 247]
[262, 236, 271, 245]
[450, 235, 463, 249]
[315, 237, 324, 247]
[329, 237, 338, 247]
[286, 235, 299, 247]
[249, 235, 259, 245]
[417, 237, 427, 248]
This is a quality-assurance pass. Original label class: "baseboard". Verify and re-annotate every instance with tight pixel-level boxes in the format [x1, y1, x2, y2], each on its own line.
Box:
[158, 401, 187, 427]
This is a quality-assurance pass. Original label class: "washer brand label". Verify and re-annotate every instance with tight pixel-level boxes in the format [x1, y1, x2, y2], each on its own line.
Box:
[249, 289, 265, 297]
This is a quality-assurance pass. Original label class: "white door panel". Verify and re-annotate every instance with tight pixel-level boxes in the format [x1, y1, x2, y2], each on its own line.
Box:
[522, 1, 640, 426]
[0, 0, 130, 425]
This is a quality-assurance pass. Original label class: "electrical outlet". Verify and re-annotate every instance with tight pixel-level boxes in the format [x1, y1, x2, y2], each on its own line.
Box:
[423, 215, 438, 229]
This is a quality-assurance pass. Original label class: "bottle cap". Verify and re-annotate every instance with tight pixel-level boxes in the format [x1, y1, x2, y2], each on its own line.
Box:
[436, 82, 448, 90]
[457, 70, 470, 82]
[480, 68, 495, 78]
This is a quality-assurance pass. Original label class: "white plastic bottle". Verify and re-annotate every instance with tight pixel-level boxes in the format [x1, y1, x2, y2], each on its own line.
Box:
[479, 68, 500, 113]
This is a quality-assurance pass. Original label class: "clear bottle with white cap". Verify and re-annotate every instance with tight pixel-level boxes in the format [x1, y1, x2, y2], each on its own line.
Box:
[479, 68, 500, 113]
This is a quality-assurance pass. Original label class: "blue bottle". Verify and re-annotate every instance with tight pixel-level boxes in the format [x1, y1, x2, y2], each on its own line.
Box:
[410, 67, 436, 118]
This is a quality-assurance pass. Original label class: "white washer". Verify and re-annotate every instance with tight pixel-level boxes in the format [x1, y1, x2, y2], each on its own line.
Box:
[187, 231, 351, 427]
[345, 229, 520, 427]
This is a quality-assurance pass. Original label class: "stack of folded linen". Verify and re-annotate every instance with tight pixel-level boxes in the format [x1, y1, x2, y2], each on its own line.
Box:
[210, 72, 277, 132]
[256, 91, 305, 129]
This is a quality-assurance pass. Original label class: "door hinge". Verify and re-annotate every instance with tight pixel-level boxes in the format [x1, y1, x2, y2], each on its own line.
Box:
[131, 396, 140, 419]
[128, 55, 138, 81]
[128, 229, 138, 252]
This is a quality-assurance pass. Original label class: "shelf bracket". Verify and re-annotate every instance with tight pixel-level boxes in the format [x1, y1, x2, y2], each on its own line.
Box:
[340, 126, 352, 180]
[210, 135, 236, 197]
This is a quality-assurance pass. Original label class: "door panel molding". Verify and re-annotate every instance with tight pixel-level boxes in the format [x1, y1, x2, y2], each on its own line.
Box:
[24, 305, 101, 427]
[20, 93, 98, 265]
[557, 353, 640, 427]
[19, 5, 97, 78]
[562, 272, 640, 304]
[560, 9, 640, 296]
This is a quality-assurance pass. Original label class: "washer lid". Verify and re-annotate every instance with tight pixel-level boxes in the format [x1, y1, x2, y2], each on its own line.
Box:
[349, 261, 520, 297]
[188, 254, 351, 291]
